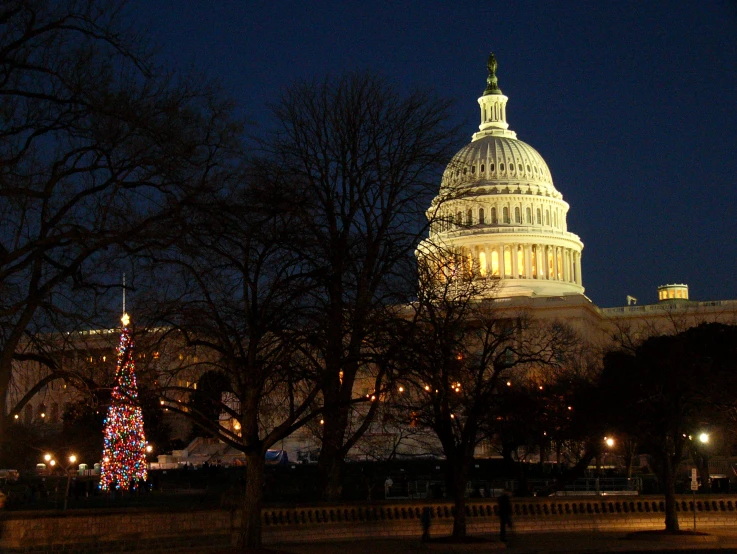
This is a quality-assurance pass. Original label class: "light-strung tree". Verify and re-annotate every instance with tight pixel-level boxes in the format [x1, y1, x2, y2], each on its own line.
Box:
[258, 72, 460, 500]
[597, 323, 737, 533]
[0, 0, 240, 440]
[390, 252, 577, 539]
[100, 312, 148, 491]
[148, 164, 323, 549]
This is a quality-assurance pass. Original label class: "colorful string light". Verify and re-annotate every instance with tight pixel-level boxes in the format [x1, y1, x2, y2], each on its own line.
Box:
[99, 313, 148, 491]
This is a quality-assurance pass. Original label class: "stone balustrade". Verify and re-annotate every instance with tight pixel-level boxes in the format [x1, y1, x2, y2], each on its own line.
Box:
[2, 495, 737, 552]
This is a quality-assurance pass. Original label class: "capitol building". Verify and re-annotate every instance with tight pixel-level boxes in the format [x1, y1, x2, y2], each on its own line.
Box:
[418, 54, 736, 346]
[7, 54, 737, 462]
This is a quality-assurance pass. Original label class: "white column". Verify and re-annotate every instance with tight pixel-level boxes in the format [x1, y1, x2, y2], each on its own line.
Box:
[524, 245, 532, 279]
[511, 243, 518, 279]
[575, 252, 582, 286]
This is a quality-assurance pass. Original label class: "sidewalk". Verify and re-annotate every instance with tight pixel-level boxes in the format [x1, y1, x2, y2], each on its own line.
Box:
[198, 529, 737, 553]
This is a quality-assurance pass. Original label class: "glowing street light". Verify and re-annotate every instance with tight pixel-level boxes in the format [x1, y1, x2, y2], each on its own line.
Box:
[699, 433, 709, 444]
[64, 454, 78, 510]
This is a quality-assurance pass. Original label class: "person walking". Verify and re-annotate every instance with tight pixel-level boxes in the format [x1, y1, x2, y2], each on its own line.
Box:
[498, 490, 513, 543]
[421, 506, 432, 542]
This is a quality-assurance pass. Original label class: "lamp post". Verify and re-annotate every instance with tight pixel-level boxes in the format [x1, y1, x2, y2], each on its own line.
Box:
[63, 455, 77, 510]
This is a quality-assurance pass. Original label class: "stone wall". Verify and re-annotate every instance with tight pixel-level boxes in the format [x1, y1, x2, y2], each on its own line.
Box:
[2, 495, 737, 552]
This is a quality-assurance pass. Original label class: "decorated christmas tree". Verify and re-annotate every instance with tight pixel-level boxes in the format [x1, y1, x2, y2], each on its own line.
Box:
[100, 312, 148, 491]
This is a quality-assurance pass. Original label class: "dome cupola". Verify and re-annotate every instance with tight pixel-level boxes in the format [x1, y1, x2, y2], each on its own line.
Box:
[419, 53, 585, 298]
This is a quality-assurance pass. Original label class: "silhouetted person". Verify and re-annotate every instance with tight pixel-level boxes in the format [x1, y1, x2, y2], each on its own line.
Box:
[421, 506, 432, 542]
[498, 490, 513, 543]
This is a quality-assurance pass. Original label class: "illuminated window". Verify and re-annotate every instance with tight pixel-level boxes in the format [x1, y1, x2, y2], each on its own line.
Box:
[531, 246, 537, 278]
[557, 250, 563, 280]
[479, 251, 487, 277]
[491, 251, 499, 276]
[504, 248, 512, 277]
[548, 250, 554, 278]
[669, 289, 675, 299]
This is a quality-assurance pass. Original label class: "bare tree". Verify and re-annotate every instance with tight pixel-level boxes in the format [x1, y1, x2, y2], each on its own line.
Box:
[391, 255, 577, 539]
[258, 72, 459, 500]
[148, 165, 322, 549]
[0, 0, 239, 436]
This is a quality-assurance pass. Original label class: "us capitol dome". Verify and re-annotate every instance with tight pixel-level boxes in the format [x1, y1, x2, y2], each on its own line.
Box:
[419, 53, 584, 298]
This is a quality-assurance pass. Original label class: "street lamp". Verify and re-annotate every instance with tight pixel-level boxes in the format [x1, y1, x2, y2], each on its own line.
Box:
[699, 432, 709, 444]
[63, 454, 77, 510]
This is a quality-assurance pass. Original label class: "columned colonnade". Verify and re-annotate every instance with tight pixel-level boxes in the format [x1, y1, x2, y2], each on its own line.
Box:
[461, 243, 582, 285]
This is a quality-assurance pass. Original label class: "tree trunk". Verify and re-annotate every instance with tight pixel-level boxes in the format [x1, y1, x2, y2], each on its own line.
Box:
[662, 454, 680, 533]
[317, 448, 344, 501]
[238, 451, 265, 549]
[449, 463, 469, 539]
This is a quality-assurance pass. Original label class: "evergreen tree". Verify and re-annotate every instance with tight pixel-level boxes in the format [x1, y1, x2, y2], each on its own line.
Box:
[100, 313, 148, 491]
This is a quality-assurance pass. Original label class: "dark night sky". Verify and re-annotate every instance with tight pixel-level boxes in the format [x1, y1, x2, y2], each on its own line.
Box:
[131, 0, 737, 308]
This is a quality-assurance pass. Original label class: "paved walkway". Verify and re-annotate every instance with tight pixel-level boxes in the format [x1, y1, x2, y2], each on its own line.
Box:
[196, 529, 737, 553]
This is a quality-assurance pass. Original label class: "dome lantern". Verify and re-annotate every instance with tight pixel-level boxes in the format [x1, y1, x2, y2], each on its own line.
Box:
[475, 52, 516, 140]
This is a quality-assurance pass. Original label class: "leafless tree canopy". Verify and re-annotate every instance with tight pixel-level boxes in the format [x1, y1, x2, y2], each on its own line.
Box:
[0, 0, 240, 428]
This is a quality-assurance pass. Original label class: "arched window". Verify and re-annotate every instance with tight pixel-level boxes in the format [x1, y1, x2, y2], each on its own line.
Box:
[479, 208, 485, 224]
[479, 251, 487, 277]
[503, 207, 510, 224]
[545, 210, 550, 226]
[504, 248, 512, 277]
[467, 209, 473, 226]
[554, 211, 558, 228]
[491, 250, 499, 276]
[514, 207, 521, 223]
[491, 207, 497, 224]
[536, 208, 541, 225]
[456, 211, 462, 227]
[526, 207, 532, 223]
